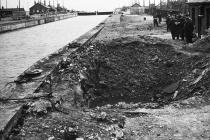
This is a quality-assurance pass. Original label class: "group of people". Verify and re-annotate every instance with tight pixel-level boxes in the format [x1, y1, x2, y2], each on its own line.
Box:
[166, 14, 194, 43]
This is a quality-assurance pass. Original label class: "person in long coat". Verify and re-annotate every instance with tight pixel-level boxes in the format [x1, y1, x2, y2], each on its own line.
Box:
[169, 17, 180, 40]
[184, 17, 194, 43]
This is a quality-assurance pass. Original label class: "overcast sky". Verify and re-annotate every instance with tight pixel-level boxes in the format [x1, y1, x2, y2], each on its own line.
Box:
[1, 0, 163, 11]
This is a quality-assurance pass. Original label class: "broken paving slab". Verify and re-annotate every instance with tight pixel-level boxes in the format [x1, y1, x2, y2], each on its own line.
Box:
[0, 103, 23, 140]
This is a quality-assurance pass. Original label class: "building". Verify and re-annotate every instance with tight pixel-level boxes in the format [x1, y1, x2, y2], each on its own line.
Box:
[0, 8, 26, 19]
[187, 0, 210, 35]
[130, 3, 145, 15]
[48, 5, 57, 14]
[56, 4, 67, 13]
[114, 8, 123, 14]
[29, 1, 50, 15]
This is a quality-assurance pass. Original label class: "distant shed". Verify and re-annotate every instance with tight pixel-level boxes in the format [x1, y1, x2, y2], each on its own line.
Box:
[0, 8, 26, 19]
[130, 3, 145, 15]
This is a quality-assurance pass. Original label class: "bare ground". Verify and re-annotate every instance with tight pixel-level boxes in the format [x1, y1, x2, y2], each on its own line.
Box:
[9, 15, 210, 140]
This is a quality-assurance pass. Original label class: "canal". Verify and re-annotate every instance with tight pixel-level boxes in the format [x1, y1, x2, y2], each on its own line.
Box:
[0, 15, 108, 89]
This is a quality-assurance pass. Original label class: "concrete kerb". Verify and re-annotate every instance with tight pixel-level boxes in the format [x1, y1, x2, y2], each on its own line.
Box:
[0, 16, 108, 140]
[0, 104, 23, 140]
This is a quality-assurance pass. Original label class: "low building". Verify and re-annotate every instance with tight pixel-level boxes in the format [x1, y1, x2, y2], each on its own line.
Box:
[0, 8, 26, 19]
[56, 4, 67, 13]
[130, 3, 145, 15]
[29, 2, 50, 15]
[114, 8, 122, 14]
[48, 5, 57, 14]
[187, 0, 210, 35]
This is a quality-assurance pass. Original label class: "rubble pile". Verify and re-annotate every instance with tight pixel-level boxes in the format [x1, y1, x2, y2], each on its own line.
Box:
[52, 36, 210, 107]
[185, 35, 210, 53]
[8, 37, 210, 140]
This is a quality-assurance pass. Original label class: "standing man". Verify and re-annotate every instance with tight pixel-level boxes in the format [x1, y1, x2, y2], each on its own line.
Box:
[184, 17, 194, 43]
[153, 14, 159, 27]
[169, 16, 177, 40]
[166, 14, 171, 32]
[158, 14, 162, 24]
[179, 16, 186, 40]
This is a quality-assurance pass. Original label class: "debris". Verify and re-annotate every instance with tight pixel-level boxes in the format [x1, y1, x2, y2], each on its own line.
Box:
[24, 69, 43, 76]
[27, 99, 52, 115]
[162, 82, 180, 94]
[92, 112, 108, 122]
[191, 68, 210, 85]
[48, 136, 55, 140]
[76, 138, 84, 140]
[112, 129, 124, 139]
[173, 91, 179, 99]
[124, 111, 148, 118]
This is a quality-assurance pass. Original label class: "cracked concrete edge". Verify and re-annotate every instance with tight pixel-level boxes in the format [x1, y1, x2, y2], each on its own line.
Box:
[0, 16, 109, 140]
[0, 105, 23, 140]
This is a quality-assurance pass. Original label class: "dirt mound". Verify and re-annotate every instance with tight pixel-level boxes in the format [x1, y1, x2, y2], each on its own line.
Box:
[185, 35, 210, 53]
[52, 36, 210, 107]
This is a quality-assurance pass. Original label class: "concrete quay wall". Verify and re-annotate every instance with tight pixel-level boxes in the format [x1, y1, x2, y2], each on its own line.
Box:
[0, 13, 77, 33]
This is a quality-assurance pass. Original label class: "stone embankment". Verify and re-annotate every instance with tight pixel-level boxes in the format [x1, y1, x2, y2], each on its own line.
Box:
[0, 13, 77, 33]
[1, 14, 210, 140]
[0, 15, 106, 140]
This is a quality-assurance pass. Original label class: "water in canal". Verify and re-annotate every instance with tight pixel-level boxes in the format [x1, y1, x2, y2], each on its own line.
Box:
[0, 15, 108, 89]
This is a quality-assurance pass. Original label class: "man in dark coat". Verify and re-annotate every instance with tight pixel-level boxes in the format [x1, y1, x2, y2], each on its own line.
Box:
[166, 15, 171, 32]
[169, 17, 180, 40]
[176, 15, 185, 40]
[179, 16, 186, 40]
[153, 15, 159, 27]
[184, 17, 194, 43]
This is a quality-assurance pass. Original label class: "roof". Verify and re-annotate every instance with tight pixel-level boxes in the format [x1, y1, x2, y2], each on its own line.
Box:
[131, 3, 141, 7]
[48, 5, 57, 10]
[187, 0, 210, 4]
[0, 8, 25, 12]
[30, 3, 50, 9]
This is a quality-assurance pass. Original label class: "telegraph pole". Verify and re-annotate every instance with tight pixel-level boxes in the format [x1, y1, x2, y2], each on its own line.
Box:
[19, 0, 20, 10]
[167, 0, 169, 8]
[160, 0, 162, 8]
[6, 0, 7, 8]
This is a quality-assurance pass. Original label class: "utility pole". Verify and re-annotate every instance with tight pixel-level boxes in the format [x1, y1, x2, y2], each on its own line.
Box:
[154, 0, 155, 6]
[0, 0, 1, 9]
[167, 0, 169, 8]
[143, 0, 145, 7]
[6, 0, 7, 8]
[19, 0, 20, 10]
[160, 0, 161, 8]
